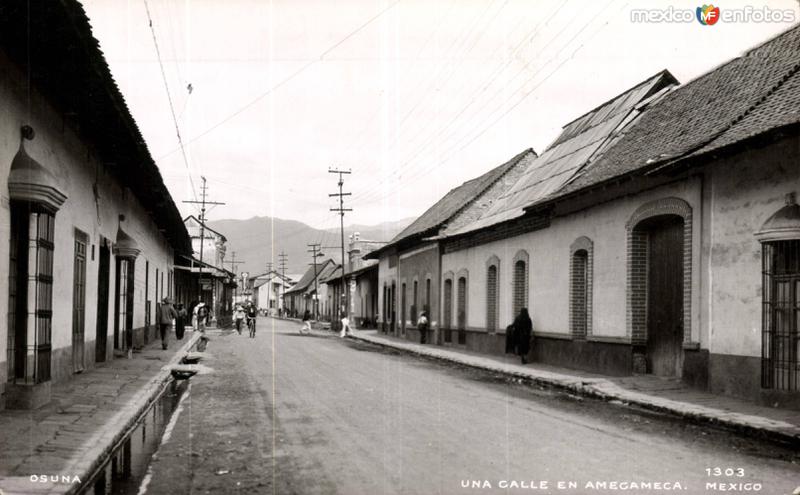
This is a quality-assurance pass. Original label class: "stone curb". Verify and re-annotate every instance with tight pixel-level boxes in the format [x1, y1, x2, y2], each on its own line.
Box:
[348, 333, 800, 448]
[59, 331, 203, 495]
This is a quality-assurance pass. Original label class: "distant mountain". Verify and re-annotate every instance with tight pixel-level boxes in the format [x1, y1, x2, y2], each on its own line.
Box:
[207, 216, 413, 277]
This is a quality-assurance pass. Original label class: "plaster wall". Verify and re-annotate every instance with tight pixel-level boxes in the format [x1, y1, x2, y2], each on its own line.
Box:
[0, 53, 176, 386]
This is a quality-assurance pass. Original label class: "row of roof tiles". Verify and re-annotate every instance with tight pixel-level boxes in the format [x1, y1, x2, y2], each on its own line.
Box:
[367, 23, 800, 255]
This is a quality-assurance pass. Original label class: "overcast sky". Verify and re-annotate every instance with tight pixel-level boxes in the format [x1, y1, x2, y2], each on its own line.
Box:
[81, 0, 798, 231]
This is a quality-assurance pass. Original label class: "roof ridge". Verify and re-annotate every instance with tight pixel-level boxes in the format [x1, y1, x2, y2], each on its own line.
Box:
[650, 58, 800, 171]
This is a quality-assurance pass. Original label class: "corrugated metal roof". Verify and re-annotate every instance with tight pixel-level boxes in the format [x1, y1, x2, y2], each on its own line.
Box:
[554, 24, 800, 198]
[446, 71, 678, 236]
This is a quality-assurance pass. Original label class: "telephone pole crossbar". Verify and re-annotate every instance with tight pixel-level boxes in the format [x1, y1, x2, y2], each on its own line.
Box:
[329, 168, 352, 323]
[182, 176, 225, 303]
[307, 243, 322, 320]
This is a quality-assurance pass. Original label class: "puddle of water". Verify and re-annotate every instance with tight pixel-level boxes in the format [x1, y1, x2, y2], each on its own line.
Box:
[80, 379, 188, 494]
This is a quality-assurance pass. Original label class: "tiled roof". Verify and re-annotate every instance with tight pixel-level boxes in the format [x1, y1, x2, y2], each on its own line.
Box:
[373, 148, 535, 253]
[554, 25, 800, 199]
[285, 259, 334, 295]
[447, 71, 678, 236]
[0, 1, 191, 254]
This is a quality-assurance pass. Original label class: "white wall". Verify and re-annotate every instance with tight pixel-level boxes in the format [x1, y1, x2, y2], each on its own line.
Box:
[441, 179, 702, 341]
[0, 52, 176, 381]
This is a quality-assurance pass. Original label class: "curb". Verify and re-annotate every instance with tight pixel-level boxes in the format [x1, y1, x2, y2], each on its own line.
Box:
[64, 331, 202, 495]
[348, 333, 800, 448]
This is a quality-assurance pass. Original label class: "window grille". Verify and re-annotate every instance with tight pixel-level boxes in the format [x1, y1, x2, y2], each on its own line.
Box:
[512, 260, 527, 317]
[571, 250, 589, 338]
[487, 265, 498, 332]
[457, 276, 467, 344]
[762, 240, 800, 391]
[444, 279, 453, 342]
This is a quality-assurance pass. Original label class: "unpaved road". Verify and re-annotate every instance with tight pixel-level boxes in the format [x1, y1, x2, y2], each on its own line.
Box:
[142, 317, 800, 494]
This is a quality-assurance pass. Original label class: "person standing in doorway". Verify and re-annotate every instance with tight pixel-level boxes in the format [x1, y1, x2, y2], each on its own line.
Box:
[158, 297, 178, 350]
[417, 311, 429, 344]
[513, 308, 533, 364]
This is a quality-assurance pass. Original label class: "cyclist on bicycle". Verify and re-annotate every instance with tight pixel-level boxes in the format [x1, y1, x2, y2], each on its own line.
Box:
[246, 302, 257, 337]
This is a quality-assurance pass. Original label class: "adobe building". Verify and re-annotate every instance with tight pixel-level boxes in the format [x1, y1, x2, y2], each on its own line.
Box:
[365, 149, 536, 343]
[0, 1, 191, 409]
[434, 27, 800, 407]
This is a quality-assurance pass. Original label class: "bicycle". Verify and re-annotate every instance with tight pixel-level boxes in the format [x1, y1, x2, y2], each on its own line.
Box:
[247, 316, 256, 338]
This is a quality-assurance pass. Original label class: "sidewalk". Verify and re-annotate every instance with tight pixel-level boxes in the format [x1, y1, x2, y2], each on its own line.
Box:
[0, 329, 201, 495]
[348, 330, 800, 447]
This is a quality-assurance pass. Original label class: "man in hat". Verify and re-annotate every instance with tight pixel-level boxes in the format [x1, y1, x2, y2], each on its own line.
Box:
[158, 297, 178, 350]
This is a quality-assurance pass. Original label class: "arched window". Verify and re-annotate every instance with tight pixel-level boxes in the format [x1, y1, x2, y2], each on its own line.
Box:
[457, 276, 467, 344]
[412, 279, 418, 323]
[512, 250, 529, 318]
[570, 237, 594, 339]
[486, 264, 498, 332]
[443, 278, 453, 342]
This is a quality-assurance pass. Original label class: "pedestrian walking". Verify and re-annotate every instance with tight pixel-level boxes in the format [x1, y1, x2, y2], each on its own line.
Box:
[195, 302, 209, 334]
[158, 297, 178, 350]
[513, 308, 533, 364]
[234, 304, 246, 334]
[175, 303, 187, 340]
[301, 309, 312, 334]
[340, 309, 353, 338]
[417, 311, 429, 344]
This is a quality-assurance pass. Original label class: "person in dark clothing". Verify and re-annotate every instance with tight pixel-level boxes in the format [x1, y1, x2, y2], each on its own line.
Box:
[301, 309, 312, 333]
[513, 308, 533, 364]
[417, 311, 429, 344]
[158, 297, 178, 350]
[175, 303, 187, 340]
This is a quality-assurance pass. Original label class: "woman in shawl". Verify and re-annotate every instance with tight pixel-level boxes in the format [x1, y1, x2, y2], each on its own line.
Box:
[513, 308, 533, 364]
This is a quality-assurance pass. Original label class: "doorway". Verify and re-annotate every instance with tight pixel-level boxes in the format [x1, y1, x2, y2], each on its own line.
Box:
[72, 231, 88, 372]
[642, 215, 684, 376]
[95, 241, 110, 362]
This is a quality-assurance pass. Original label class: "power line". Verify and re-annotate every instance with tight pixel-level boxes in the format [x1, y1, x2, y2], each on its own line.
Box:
[157, 0, 401, 161]
[354, 0, 617, 206]
[142, 0, 197, 201]
[347, 0, 566, 203]
[182, 177, 226, 298]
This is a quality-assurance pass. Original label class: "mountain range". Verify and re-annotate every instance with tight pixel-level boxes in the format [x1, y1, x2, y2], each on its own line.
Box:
[207, 216, 413, 277]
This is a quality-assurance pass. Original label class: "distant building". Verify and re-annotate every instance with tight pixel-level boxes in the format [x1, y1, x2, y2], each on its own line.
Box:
[0, 1, 191, 409]
[249, 271, 296, 314]
[178, 216, 235, 327]
[283, 260, 336, 318]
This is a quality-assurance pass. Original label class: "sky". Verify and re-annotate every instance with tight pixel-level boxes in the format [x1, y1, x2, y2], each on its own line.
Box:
[81, 0, 799, 231]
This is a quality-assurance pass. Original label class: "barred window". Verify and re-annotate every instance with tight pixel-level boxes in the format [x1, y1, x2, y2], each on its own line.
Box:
[8, 205, 55, 384]
[443, 279, 453, 341]
[762, 240, 800, 391]
[486, 264, 498, 332]
[571, 250, 589, 338]
[457, 277, 466, 330]
[412, 280, 418, 323]
[512, 258, 528, 317]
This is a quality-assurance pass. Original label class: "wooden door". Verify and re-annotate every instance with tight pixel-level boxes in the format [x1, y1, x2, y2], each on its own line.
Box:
[96, 242, 110, 362]
[646, 217, 684, 376]
[72, 232, 88, 372]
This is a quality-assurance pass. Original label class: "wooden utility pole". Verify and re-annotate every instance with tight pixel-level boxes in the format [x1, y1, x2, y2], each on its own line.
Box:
[182, 176, 225, 302]
[307, 243, 322, 320]
[278, 251, 289, 315]
[227, 251, 244, 302]
[329, 168, 352, 322]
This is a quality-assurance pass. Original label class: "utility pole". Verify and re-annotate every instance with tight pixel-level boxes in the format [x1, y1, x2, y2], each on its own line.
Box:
[182, 176, 225, 302]
[227, 251, 244, 303]
[329, 168, 352, 322]
[264, 261, 274, 312]
[278, 251, 289, 316]
[307, 243, 322, 320]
